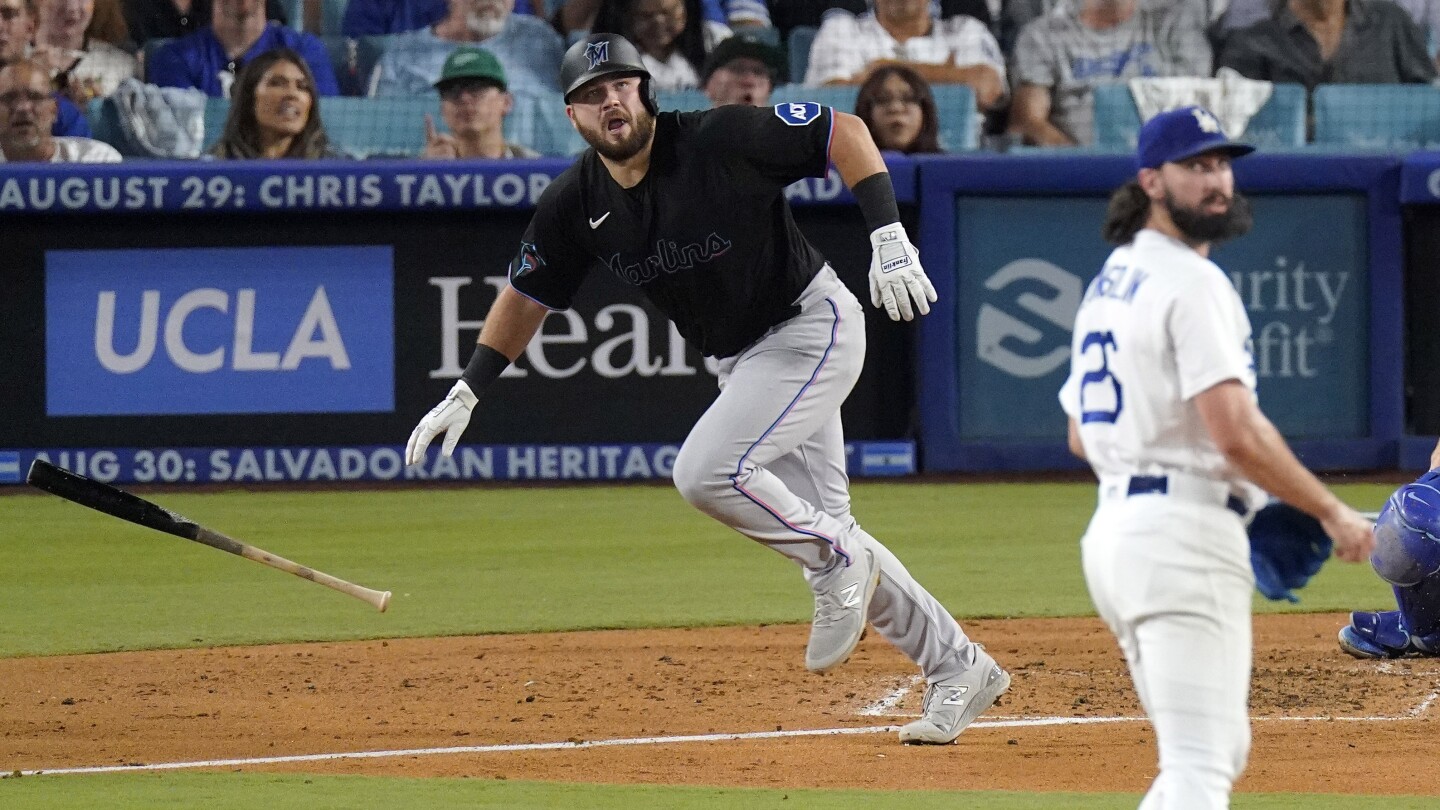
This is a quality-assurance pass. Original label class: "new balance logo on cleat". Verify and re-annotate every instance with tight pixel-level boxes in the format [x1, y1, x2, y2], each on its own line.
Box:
[839, 582, 862, 608]
[941, 686, 970, 706]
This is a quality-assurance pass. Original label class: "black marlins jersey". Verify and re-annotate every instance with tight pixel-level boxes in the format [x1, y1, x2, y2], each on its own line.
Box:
[507, 103, 835, 359]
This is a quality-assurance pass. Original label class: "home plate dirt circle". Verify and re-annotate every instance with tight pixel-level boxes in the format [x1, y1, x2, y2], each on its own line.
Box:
[2, 614, 1437, 796]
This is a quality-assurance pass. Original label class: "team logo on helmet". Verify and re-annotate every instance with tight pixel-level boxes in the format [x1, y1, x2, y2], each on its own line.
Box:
[585, 41, 610, 70]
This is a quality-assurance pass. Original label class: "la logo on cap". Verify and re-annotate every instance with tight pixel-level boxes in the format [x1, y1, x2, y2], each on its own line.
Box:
[1192, 108, 1221, 134]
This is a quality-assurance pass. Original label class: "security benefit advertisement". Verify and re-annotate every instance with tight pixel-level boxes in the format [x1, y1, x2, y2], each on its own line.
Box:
[955, 194, 1369, 441]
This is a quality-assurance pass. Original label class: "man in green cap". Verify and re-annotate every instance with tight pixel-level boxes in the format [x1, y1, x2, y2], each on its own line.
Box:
[423, 45, 540, 158]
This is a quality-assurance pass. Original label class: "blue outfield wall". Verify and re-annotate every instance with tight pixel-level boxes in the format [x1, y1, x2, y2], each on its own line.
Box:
[0, 153, 1434, 482]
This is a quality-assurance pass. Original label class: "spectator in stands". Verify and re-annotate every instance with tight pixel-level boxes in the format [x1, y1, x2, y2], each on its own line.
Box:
[422, 45, 538, 156]
[369, 0, 563, 96]
[344, 0, 553, 36]
[0, 0, 93, 136]
[700, 25, 780, 106]
[1007, 0, 1211, 146]
[764, 0, 864, 42]
[855, 63, 943, 153]
[210, 47, 345, 157]
[32, 0, 137, 105]
[558, 0, 766, 41]
[1218, 0, 1435, 91]
[0, 57, 120, 159]
[123, 0, 288, 46]
[590, 0, 730, 90]
[803, 0, 1007, 117]
[148, 0, 338, 96]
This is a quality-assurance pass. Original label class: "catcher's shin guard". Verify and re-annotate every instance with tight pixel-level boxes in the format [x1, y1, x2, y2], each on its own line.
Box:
[1338, 609, 1440, 659]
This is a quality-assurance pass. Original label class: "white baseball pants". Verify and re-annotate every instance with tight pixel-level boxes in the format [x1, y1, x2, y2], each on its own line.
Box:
[1082, 480, 1254, 809]
[672, 266, 979, 682]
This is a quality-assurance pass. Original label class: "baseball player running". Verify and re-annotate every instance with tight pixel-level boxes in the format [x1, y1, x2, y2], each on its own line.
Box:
[1059, 106, 1374, 808]
[1339, 437, 1440, 659]
[406, 33, 1009, 745]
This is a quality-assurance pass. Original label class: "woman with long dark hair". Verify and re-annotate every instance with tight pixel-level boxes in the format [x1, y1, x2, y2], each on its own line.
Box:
[854, 65, 942, 155]
[211, 48, 346, 159]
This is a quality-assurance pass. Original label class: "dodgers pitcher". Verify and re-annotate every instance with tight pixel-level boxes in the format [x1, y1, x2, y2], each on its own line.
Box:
[1058, 107, 1373, 808]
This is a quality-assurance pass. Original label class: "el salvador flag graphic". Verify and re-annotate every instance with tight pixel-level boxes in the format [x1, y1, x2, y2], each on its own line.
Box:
[0, 451, 20, 483]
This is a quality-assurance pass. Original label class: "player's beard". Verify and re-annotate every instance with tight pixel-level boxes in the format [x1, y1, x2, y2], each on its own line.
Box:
[1165, 189, 1253, 244]
[578, 109, 655, 162]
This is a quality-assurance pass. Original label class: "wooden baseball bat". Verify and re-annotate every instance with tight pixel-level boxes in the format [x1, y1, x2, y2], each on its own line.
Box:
[26, 459, 390, 612]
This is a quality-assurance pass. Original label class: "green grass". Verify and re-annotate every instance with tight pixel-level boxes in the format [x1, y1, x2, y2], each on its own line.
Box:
[0, 480, 1414, 806]
[0, 482, 1400, 657]
[1, 774, 1435, 810]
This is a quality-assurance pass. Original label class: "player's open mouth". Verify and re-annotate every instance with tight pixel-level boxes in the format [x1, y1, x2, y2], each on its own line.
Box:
[606, 117, 628, 135]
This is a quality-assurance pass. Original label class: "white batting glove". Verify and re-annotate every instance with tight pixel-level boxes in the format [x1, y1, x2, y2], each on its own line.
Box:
[404, 380, 478, 466]
[868, 223, 936, 322]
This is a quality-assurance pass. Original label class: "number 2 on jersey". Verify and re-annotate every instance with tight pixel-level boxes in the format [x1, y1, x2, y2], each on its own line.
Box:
[1079, 331, 1123, 424]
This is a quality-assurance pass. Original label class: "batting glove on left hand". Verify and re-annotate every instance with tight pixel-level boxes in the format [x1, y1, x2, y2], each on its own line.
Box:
[405, 380, 478, 466]
[868, 223, 936, 322]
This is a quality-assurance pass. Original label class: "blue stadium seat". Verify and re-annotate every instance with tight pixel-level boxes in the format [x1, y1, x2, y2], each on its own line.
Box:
[322, 95, 441, 156]
[356, 34, 394, 95]
[656, 88, 710, 112]
[202, 96, 230, 151]
[321, 35, 364, 96]
[787, 25, 816, 86]
[507, 90, 584, 156]
[1092, 82, 1307, 150]
[85, 96, 125, 151]
[1313, 84, 1440, 149]
[323, 0, 349, 35]
[142, 37, 173, 82]
[771, 83, 979, 152]
[281, 0, 304, 30]
[207, 92, 589, 158]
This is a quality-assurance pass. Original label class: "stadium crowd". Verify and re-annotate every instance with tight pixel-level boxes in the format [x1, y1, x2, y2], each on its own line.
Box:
[0, 0, 1436, 160]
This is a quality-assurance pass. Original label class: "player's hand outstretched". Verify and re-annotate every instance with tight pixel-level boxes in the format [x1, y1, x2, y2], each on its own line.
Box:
[1322, 505, 1376, 563]
[405, 380, 478, 466]
[868, 223, 937, 322]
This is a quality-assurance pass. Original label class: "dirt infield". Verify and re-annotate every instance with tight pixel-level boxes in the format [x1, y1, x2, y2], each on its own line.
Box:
[3, 613, 1437, 795]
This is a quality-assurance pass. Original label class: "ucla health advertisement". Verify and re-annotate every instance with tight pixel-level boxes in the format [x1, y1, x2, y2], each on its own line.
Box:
[956, 194, 1369, 441]
[45, 246, 395, 416]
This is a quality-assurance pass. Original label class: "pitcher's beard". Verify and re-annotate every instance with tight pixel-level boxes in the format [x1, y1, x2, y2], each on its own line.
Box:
[1165, 189, 1253, 244]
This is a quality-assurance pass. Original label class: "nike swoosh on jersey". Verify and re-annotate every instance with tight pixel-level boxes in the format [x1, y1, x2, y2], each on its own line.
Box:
[589, 212, 611, 229]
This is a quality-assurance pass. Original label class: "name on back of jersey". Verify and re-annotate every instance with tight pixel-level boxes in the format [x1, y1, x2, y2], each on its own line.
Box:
[1084, 262, 1148, 305]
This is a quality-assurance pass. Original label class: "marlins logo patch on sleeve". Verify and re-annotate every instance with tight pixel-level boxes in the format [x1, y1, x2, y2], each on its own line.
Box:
[774, 102, 822, 126]
[511, 242, 545, 279]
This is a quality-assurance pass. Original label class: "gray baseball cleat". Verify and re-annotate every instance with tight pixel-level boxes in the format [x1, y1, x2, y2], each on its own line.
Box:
[805, 547, 880, 673]
[898, 649, 1011, 744]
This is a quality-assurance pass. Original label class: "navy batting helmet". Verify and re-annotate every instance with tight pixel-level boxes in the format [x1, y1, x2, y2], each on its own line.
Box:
[560, 33, 657, 115]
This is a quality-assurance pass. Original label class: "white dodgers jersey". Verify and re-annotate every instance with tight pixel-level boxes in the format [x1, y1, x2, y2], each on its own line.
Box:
[1059, 229, 1259, 489]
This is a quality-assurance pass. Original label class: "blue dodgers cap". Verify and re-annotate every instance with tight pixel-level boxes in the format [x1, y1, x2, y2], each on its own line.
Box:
[1136, 106, 1255, 169]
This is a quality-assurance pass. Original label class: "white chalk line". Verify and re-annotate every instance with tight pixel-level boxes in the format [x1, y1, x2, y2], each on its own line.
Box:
[10, 711, 1428, 778]
[856, 674, 923, 716]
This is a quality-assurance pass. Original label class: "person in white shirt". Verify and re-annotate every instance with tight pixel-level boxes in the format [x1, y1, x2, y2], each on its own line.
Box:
[803, 0, 1005, 114]
[1059, 106, 1372, 808]
[0, 57, 119, 160]
[32, 0, 137, 105]
[592, 0, 730, 90]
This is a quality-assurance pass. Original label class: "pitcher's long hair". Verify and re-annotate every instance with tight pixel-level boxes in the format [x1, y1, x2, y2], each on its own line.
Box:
[1101, 180, 1151, 245]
